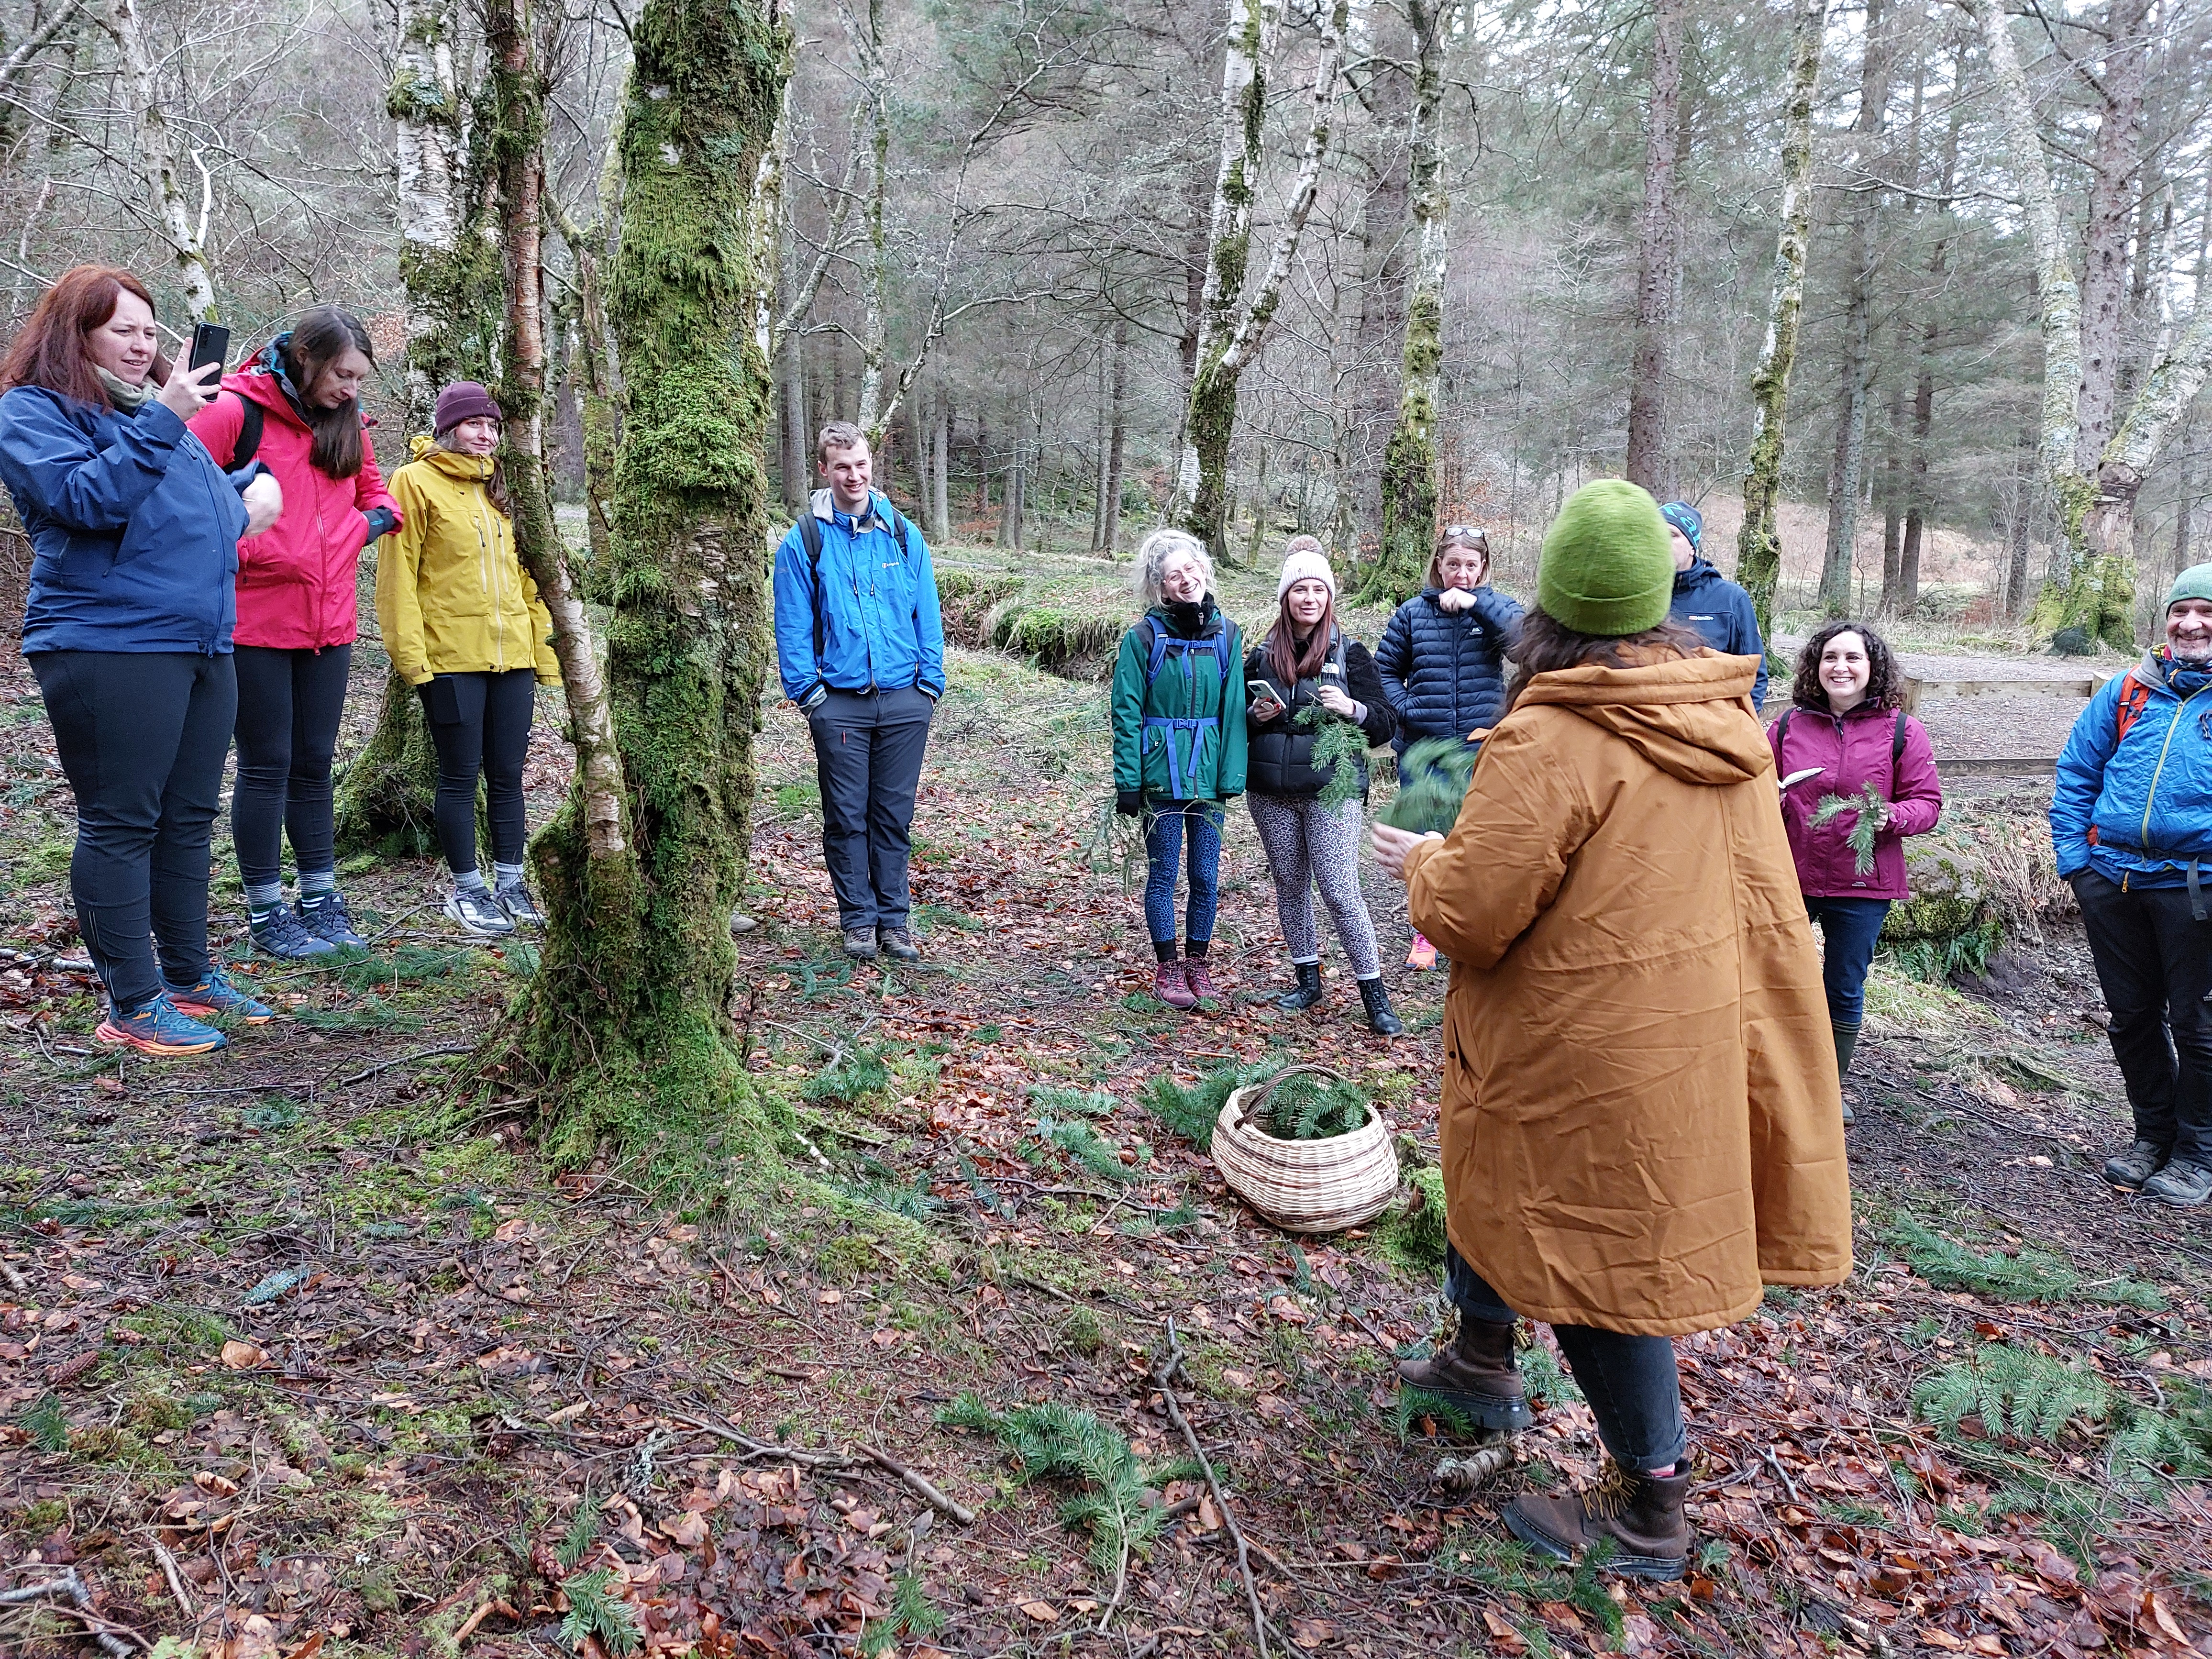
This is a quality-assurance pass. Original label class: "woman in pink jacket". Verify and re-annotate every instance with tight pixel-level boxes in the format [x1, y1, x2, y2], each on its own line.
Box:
[1770, 619, 1943, 1119]
[190, 307, 398, 959]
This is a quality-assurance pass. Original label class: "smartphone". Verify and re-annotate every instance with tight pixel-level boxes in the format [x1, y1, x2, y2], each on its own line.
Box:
[1247, 679, 1283, 708]
[187, 322, 230, 376]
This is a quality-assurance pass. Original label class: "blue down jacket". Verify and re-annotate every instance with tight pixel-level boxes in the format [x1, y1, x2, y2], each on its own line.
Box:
[2052, 647, 2212, 889]
[0, 387, 252, 655]
[1373, 586, 1525, 755]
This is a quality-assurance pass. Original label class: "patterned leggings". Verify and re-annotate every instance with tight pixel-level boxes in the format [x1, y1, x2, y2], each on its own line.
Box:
[1247, 792, 1382, 979]
[1142, 799, 1225, 946]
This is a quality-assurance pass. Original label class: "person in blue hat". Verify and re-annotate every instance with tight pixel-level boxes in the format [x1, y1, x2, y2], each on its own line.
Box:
[1660, 502, 1767, 710]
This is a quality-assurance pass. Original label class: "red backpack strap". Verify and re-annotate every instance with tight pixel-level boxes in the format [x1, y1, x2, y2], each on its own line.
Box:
[2115, 671, 2152, 744]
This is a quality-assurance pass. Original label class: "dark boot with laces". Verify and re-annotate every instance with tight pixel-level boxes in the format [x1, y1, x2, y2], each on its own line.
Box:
[2103, 1139, 2168, 1189]
[1504, 1460, 1692, 1581]
[297, 889, 367, 950]
[1359, 976, 1403, 1035]
[1394, 1316, 1531, 1433]
[1277, 962, 1323, 1011]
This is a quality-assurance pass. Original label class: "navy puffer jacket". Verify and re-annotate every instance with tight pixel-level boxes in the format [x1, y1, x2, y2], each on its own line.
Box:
[1373, 586, 1525, 756]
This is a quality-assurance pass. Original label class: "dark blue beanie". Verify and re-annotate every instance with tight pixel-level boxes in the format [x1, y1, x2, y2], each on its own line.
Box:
[1659, 501, 1702, 551]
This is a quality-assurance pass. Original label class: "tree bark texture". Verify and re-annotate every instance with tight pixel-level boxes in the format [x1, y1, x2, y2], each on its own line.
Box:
[1897, 43, 1968, 619]
[1102, 322, 1126, 555]
[1973, 0, 2212, 647]
[1817, 0, 1889, 618]
[1735, 0, 1827, 635]
[1624, 0, 1685, 497]
[1360, 0, 1448, 606]
[518, 0, 789, 1164]
[111, 0, 216, 320]
[1173, 0, 1350, 558]
[1347, 31, 1411, 543]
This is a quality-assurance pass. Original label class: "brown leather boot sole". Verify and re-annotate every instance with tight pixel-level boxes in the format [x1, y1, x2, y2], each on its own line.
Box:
[1395, 1360, 1534, 1434]
[1502, 1470, 1690, 1581]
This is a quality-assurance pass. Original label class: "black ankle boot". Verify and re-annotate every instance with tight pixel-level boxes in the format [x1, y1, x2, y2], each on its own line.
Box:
[1359, 976, 1403, 1035]
[1277, 962, 1324, 1011]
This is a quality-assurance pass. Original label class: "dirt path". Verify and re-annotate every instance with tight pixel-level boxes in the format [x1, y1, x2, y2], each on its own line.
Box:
[0, 646, 2207, 1657]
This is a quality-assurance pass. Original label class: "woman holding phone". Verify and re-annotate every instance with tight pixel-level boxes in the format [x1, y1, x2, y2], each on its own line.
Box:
[191, 307, 398, 959]
[0, 265, 282, 1053]
[1244, 538, 1401, 1033]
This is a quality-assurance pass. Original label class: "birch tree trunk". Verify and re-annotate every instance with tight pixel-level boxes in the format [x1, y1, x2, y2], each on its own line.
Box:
[486, 0, 627, 880]
[1624, 0, 1685, 496]
[518, 0, 790, 1160]
[1898, 41, 1969, 618]
[1971, 0, 2212, 648]
[1101, 322, 1126, 556]
[1359, 0, 1447, 606]
[1734, 0, 1827, 635]
[930, 384, 951, 542]
[111, 0, 216, 320]
[337, 0, 501, 860]
[1172, 0, 1350, 558]
[1347, 11, 1411, 544]
[1816, 0, 1889, 618]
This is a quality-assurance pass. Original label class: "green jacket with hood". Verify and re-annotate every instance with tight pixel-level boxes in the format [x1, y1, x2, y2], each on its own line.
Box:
[1111, 599, 1249, 802]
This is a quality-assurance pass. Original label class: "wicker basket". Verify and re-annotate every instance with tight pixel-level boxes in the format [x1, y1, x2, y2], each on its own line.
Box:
[1213, 1066, 1400, 1234]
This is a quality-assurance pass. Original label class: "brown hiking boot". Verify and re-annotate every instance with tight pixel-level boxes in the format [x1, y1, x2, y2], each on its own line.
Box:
[1183, 958, 1218, 1004]
[1503, 1460, 1691, 1581]
[1394, 1316, 1532, 1433]
[1154, 960, 1197, 1010]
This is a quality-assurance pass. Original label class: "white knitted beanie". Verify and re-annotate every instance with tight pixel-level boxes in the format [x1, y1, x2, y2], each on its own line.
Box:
[1277, 549, 1337, 601]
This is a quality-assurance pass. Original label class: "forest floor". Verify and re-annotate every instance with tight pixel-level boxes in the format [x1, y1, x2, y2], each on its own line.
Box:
[1, 600, 2211, 1659]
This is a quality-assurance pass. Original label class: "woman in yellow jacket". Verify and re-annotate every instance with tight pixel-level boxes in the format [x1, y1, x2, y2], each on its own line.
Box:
[375, 381, 558, 937]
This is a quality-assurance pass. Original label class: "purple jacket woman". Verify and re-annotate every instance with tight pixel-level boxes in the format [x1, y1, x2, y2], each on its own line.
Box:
[1770, 703, 1943, 899]
[1767, 621, 1943, 1120]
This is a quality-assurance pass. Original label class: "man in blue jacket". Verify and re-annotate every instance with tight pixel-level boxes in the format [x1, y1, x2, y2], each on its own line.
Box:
[1660, 502, 1767, 710]
[772, 421, 946, 962]
[2051, 564, 2212, 1206]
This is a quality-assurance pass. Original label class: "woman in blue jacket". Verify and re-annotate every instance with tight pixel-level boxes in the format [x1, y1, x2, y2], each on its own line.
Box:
[0, 266, 281, 1054]
[1373, 525, 1524, 967]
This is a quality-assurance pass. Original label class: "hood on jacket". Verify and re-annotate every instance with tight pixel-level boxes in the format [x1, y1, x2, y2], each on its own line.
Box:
[1515, 652, 1771, 785]
[237, 336, 315, 427]
[1672, 557, 1725, 596]
[409, 432, 494, 479]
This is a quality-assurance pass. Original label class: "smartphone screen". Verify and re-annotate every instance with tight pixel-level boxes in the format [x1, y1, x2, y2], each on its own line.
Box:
[188, 322, 230, 375]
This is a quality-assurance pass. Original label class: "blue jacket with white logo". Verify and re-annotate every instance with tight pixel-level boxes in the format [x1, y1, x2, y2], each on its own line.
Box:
[0, 386, 253, 655]
[771, 488, 946, 705]
[2052, 648, 2212, 888]
[1668, 558, 1768, 708]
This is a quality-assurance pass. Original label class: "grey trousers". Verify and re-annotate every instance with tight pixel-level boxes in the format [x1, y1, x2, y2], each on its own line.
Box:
[807, 685, 934, 932]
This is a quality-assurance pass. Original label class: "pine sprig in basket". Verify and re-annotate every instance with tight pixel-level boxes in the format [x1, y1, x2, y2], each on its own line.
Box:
[1808, 783, 1886, 876]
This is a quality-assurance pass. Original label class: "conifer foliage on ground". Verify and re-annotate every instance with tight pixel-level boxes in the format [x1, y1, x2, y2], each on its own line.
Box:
[0, 644, 2207, 1656]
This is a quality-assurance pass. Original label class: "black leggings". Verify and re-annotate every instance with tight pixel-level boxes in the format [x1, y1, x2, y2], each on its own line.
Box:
[419, 669, 535, 876]
[31, 650, 237, 1010]
[231, 643, 353, 887]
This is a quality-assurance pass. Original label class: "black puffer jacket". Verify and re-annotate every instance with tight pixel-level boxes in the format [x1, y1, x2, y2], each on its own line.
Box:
[1373, 586, 1525, 756]
[1244, 628, 1396, 799]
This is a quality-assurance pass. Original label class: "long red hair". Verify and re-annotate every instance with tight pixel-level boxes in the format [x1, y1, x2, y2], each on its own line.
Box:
[0, 265, 169, 409]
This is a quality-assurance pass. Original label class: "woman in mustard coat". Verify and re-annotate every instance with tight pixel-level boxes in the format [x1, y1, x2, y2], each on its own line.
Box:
[1372, 481, 1852, 1580]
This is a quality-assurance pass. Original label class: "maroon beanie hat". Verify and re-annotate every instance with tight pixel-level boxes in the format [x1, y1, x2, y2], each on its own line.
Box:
[433, 381, 502, 432]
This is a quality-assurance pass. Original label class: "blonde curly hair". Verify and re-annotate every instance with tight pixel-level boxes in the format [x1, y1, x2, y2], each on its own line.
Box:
[1131, 528, 1216, 611]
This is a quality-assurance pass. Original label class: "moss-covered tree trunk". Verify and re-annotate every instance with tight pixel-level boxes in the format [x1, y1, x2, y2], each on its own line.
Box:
[516, 0, 789, 1166]
[339, 0, 503, 859]
[1735, 0, 1826, 637]
[1358, 0, 1446, 608]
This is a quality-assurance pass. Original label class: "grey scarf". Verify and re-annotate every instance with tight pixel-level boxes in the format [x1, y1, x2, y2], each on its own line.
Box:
[95, 366, 155, 412]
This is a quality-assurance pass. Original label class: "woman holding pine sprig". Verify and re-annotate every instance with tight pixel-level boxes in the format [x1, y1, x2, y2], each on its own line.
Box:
[1770, 620, 1942, 1122]
[1244, 540, 1401, 1033]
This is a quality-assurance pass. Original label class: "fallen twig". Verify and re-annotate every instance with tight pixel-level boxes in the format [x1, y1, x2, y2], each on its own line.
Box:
[666, 1408, 974, 1525]
[142, 1530, 194, 1618]
[335, 1044, 474, 1085]
[0, 1257, 28, 1294]
[1435, 1441, 1516, 1492]
[1157, 1321, 1270, 1659]
[0, 1570, 138, 1655]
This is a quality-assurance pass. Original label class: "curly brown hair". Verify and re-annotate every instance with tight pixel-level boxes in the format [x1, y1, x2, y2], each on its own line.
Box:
[1789, 619, 1904, 712]
[1505, 605, 1707, 709]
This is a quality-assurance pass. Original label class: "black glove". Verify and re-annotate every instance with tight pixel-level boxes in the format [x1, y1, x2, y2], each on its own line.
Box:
[1116, 790, 1143, 818]
[361, 506, 398, 547]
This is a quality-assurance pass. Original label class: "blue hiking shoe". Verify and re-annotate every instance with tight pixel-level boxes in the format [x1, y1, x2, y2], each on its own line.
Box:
[161, 967, 274, 1026]
[297, 890, 368, 950]
[96, 994, 228, 1056]
[250, 903, 338, 960]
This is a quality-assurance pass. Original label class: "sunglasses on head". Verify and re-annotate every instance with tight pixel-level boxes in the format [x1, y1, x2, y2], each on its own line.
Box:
[1442, 527, 1485, 546]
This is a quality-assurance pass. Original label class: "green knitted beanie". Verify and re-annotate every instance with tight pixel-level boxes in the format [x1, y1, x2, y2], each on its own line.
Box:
[1536, 480, 1676, 638]
[2168, 564, 2212, 609]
